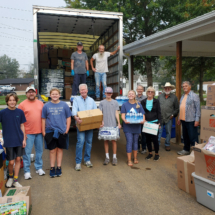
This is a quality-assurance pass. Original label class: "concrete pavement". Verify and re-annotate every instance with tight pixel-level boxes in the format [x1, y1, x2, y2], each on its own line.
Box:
[16, 130, 213, 215]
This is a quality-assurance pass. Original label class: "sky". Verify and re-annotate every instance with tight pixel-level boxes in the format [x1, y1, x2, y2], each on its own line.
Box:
[0, 0, 66, 72]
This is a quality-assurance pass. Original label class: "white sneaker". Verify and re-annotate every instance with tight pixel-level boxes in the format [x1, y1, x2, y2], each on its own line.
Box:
[75, 164, 81, 171]
[141, 150, 147, 154]
[36, 169, 45, 176]
[24, 172, 32, 180]
[13, 181, 22, 187]
[6, 178, 13, 188]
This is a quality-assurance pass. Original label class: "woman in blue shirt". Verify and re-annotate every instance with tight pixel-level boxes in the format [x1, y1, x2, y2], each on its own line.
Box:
[121, 90, 145, 166]
[141, 87, 161, 161]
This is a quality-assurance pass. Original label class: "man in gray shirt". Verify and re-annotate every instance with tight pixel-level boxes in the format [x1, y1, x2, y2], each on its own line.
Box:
[158, 82, 179, 151]
[71, 42, 89, 95]
[99, 87, 121, 166]
[136, 85, 147, 154]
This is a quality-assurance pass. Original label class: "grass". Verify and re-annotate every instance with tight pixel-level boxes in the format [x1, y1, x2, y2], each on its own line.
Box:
[0, 95, 26, 105]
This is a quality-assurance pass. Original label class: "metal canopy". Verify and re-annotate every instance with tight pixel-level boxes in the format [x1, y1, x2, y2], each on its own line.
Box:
[123, 10, 215, 57]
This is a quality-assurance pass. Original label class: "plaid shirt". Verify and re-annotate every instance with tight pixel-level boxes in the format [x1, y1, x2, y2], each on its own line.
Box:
[179, 90, 200, 122]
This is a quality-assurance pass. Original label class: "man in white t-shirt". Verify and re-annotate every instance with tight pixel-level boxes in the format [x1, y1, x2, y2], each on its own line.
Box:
[90, 45, 120, 101]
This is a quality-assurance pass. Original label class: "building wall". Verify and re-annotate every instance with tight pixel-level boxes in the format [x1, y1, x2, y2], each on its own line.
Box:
[11, 81, 34, 91]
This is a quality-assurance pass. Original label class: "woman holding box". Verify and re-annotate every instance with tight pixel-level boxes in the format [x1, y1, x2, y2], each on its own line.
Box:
[121, 90, 145, 166]
[141, 86, 161, 161]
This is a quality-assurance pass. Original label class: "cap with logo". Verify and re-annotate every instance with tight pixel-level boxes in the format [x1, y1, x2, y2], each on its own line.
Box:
[26, 86, 36, 93]
[105, 87, 113, 93]
[77, 42, 83, 46]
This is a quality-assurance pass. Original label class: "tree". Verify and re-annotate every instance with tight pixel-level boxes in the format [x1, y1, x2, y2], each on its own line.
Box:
[65, 0, 215, 89]
[23, 64, 34, 78]
[0, 55, 19, 79]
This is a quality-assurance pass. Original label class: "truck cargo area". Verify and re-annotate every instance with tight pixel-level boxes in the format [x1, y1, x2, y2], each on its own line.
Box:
[33, 6, 123, 101]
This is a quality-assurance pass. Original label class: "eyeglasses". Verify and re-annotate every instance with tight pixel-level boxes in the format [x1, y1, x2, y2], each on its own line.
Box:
[148, 91, 154, 93]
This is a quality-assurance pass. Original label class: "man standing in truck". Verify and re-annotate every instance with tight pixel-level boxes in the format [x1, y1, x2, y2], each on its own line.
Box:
[71, 42, 89, 96]
[90, 45, 120, 101]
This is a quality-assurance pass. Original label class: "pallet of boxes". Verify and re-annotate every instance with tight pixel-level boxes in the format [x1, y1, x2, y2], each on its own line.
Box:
[177, 83, 215, 212]
[39, 45, 73, 99]
[0, 130, 32, 214]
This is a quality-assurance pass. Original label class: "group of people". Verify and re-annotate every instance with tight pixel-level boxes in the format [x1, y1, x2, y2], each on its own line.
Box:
[71, 41, 120, 101]
[0, 79, 200, 188]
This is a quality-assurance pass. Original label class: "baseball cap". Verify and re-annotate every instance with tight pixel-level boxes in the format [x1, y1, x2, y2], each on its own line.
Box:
[77, 42, 83, 46]
[26, 86, 36, 93]
[105, 87, 113, 93]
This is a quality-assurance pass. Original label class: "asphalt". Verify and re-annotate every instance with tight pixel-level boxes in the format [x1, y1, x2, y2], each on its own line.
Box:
[15, 130, 214, 215]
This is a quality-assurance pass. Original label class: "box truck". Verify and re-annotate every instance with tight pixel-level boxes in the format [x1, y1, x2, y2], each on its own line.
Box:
[33, 5, 123, 106]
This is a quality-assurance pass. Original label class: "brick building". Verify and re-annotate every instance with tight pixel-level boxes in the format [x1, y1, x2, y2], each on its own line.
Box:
[0, 78, 34, 91]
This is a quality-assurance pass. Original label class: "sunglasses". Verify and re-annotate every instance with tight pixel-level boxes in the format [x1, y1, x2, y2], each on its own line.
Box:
[148, 91, 154, 93]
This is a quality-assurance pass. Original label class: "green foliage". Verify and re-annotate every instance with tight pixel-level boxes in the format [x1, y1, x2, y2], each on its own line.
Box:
[0, 55, 20, 79]
[23, 64, 34, 78]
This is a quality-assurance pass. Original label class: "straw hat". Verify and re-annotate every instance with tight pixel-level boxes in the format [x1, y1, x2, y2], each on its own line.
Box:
[162, 82, 175, 89]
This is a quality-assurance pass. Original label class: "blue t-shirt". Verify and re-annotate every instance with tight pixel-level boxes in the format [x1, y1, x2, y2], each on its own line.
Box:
[0, 108, 26, 147]
[42, 101, 72, 134]
[121, 101, 145, 134]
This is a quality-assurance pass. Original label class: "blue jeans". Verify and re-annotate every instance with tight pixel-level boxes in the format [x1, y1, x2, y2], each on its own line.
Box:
[23, 133, 43, 173]
[124, 133, 139, 153]
[181, 120, 198, 151]
[158, 119, 172, 146]
[76, 129, 93, 164]
[72, 74, 86, 95]
[95, 72, 107, 99]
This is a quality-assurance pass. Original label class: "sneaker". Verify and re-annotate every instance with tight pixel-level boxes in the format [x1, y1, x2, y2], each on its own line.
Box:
[154, 154, 160, 161]
[50, 167, 56, 178]
[56, 167, 62, 177]
[36, 169, 45, 176]
[103, 158, 110, 165]
[112, 158, 117, 166]
[75, 164, 81, 171]
[13, 182, 22, 188]
[177, 150, 190, 155]
[141, 150, 147, 154]
[84, 161, 93, 168]
[24, 172, 32, 180]
[145, 154, 153, 160]
[6, 178, 13, 188]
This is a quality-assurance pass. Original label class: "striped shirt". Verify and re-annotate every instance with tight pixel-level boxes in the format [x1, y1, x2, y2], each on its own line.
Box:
[179, 91, 200, 122]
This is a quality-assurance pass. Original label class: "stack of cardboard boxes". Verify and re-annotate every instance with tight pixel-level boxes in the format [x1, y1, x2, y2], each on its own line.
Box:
[177, 83, 215, 211]
[39, 46, 74, 99]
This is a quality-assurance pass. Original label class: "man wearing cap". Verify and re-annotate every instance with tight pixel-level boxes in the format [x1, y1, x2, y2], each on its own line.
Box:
[99, 87, 121, 165]
[158, 82, 179, 151]
[71, 42, 89, 96]
[18, 87, 45, 179]
[90, 45, 120, 101]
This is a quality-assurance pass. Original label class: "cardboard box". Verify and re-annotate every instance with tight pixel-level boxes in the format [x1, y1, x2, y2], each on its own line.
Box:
[193, 143, 215, 182]
[200, 106, 215, 141]
[177, 153, 196, 197]
[58, 49, 73, 58]
[0, 196, 31, 215]
[50, 58, 58, 66]
[206, 85, 215, 106]
[0, 166, 5, 196]
[65, 88, 72, 100]
[39, 62, 49, 69]
[64, 76, 74, 84]
[62, 58, 71, 67]
[77, 109, 103, 131]
[4, 186, 31, 206]
[49, 49, 58, 58]
[65, 67, 71, 72]
[39, 53, 48, 61]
